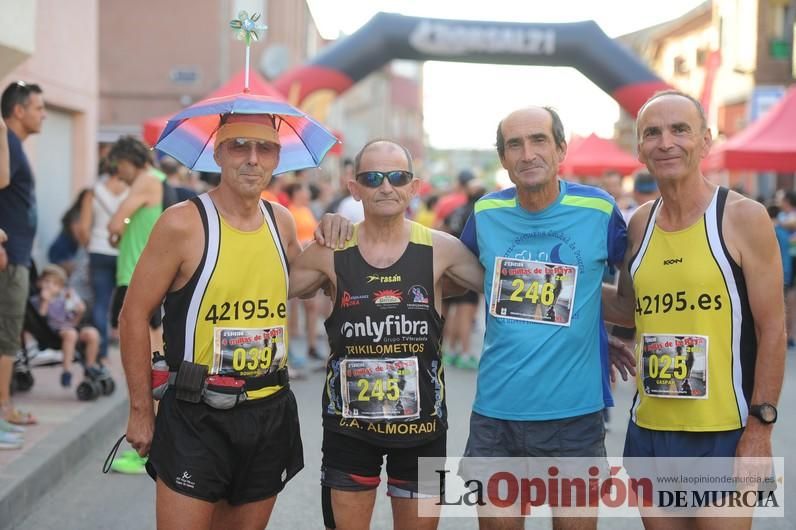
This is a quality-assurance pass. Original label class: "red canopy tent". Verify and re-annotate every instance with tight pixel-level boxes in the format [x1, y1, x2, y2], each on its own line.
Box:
[559, 133, 642, 177]
[704, 86, 796, 172]
[142, 69, 284, 146]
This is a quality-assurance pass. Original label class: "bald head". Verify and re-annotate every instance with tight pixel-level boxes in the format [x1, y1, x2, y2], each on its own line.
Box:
[637, 90, 707, 137]
[497, 106, 565, 158]
[353, 140, 413, 174]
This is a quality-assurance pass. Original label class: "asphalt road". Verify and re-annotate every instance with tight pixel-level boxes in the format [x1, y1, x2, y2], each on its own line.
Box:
[15, 335, 796, 530]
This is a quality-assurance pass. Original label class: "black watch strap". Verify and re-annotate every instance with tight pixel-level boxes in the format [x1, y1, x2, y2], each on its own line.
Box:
[749, 403, 777, 424]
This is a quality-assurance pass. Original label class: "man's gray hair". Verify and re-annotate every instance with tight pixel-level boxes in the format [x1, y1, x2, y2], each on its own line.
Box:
[496, 106, 566, 158]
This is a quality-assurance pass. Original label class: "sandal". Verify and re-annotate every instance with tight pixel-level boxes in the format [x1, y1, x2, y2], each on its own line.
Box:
[3, 407, 37, 426]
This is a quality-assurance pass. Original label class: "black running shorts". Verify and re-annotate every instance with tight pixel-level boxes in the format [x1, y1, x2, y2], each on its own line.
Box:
[321, 429, 445, 497]
[446, 290, 479, 305]
[146, 387, 304, 505]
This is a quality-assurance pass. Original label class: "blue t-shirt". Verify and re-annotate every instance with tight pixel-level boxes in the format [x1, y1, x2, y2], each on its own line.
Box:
[774, 225, 793, 288]
[461, 181, 627, 421]
[0, 130, 37, 265]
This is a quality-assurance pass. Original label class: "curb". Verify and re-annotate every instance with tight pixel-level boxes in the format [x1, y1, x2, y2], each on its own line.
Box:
[0, 390, 128, 529]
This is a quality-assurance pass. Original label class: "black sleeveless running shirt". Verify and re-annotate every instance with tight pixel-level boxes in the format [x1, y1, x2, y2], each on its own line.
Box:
[322, 221, 445, 447]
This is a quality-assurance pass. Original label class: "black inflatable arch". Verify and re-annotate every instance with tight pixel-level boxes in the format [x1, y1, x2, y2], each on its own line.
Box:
[275, 13, 671, 118]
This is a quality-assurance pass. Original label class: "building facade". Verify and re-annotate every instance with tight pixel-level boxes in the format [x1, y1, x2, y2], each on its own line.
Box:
[99, 0, 323, 140]
[616, 0, 795, 195]
[0, 0, 99, 263]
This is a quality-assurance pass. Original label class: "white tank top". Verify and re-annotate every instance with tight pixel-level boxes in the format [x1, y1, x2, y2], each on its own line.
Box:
[87, 180, 128, 256]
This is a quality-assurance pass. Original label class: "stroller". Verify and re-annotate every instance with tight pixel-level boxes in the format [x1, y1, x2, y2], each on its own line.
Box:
[12, 264, 116, 401]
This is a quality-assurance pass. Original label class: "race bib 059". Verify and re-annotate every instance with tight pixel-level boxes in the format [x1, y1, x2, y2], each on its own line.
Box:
[489, 257, 578, 326]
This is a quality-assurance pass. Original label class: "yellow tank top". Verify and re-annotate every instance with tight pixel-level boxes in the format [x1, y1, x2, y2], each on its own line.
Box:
[162, 194, 289, 400]
[629, 187, 756, 431]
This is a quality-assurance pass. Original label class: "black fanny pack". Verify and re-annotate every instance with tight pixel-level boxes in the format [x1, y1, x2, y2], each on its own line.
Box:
[157, 361, 289, 409]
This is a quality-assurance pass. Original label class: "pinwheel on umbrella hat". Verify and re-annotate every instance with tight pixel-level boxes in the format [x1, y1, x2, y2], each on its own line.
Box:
[154, 93, 339, 175]
[229, 10, 267, 45]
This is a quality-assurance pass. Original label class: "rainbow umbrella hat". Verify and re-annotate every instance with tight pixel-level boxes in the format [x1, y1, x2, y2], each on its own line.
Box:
[153, 93, 338, 175]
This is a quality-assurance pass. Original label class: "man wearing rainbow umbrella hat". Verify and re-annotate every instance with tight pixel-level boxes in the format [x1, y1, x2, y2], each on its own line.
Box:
[118, 12, 342, 528]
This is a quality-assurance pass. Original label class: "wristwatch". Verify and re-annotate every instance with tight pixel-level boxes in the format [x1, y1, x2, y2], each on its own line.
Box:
[749, 403, 777, 424]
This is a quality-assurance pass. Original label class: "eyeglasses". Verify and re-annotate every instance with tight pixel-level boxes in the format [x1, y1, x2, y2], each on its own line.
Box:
[355, 170, 413, 188]
[226, 138, 278, 156]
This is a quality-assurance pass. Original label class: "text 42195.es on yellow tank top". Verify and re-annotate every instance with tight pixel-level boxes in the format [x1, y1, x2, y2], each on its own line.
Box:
[162, 194, 290, 401]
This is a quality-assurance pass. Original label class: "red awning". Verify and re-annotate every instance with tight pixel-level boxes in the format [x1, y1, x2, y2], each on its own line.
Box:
[705, 86, 796, 172]
[559, 133, 642, 177]
[142, 69, 285, 146]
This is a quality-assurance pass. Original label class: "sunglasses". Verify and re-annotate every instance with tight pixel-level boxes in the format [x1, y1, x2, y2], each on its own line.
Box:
[355, 170, 413, 188]
[227, 138, 278, 155]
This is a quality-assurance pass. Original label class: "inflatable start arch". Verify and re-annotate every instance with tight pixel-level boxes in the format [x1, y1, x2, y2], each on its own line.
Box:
[274, 13, 672, 121]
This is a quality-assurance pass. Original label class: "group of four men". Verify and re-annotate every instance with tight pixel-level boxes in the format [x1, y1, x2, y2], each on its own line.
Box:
[121, 91, 784, 530]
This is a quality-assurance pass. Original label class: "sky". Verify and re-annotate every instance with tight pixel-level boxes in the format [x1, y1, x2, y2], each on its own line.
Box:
[306, 0, 706, 149]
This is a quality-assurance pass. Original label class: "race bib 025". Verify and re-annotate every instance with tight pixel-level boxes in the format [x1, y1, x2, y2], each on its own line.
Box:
[640, 334, 708, 399]
[489, 257, 578, 326]
[212, 327, 286, 378]
[340, 358, 420, 421]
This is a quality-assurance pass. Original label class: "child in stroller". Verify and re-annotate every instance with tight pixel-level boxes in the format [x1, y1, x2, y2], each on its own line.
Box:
[20, 264, 115, 400]
[30, 264, 100, 387]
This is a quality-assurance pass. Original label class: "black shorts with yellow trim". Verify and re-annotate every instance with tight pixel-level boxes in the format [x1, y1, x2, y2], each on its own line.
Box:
[146, 386, 303, 505]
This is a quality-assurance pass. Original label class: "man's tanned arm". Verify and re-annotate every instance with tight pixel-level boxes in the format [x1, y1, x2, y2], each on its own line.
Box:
[730, 198, 786, 458]
[434, 231, 484, 293]
[120, 206, 192, 456]
[288, 242, 335, 299]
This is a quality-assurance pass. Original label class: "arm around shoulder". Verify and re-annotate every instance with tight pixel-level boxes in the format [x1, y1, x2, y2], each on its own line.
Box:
[288, 241, 334, 299]
[434, 230, 484, 293]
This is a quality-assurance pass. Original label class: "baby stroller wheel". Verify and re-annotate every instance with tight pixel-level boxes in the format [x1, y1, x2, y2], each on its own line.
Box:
[13, 371, 34, 392]
[99, 377, 116, 396]
[76, 379, 101, 401]
[86, 365, 116, 396]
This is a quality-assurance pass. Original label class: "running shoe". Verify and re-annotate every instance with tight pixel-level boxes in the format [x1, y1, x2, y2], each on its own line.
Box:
[29, 348, 64, 367]
[0, 431, 23, 450]
[454, 355, 479, 370]
[442, 350, 459, 367]
[119, 449, 140, 460]
[110, 450, 148, 474]
[0, 418, 25, 434]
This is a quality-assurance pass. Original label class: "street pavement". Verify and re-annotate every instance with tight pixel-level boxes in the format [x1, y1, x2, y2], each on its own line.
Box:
[6, 331, 796, 529]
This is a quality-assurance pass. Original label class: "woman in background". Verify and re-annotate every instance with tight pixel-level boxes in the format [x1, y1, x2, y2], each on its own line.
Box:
[76, 164, 128, 360]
